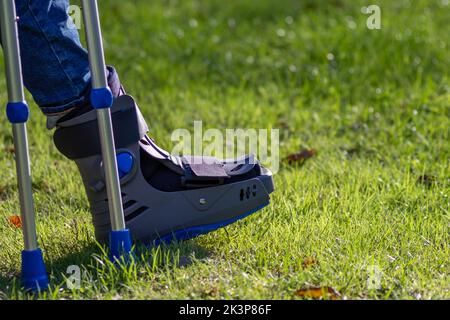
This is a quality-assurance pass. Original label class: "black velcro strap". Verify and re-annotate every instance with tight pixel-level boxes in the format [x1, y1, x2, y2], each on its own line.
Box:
[182, 156, 229, 178]
[53, 107, 140, 160]
[181, 164, 226, 187]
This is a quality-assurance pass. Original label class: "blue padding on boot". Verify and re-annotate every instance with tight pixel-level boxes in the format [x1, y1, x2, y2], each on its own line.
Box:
[7, 101, 29, 123]
[117, 152, 134, 178]
[154, 202, 269, 246]
[109, 229, 132, 262]
[21, 249, 49, 292]
[90, 87, 113, 109]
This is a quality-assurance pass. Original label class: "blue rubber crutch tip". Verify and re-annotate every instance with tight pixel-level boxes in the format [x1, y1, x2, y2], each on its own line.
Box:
[109, 229, 132, 262]
[21, 249, 49, 292]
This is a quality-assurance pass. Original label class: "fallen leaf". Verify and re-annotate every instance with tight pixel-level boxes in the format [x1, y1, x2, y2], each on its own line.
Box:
[284, 149, 317, 165]
[417, 174, 437, 187]
[340, 145, 361, 158]
[8, 215, 22, 228]
[302, 257, 318, 269]
[276, 119, 290, 130]
[295, 286, 341, 300]
[4, 146, 15, 154]
[204, 286, 219, 297]
[0, 185, 6, 195]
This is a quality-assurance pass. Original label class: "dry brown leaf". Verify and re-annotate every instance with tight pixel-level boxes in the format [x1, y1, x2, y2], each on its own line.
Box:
[277, 120, 290, 130]
[417, 174, 437, 187]
[204, 286, 219, 297]
[302, 257, 318, 269]
[4, 146, 15, 154]
[295, 286, 341, 300]
[0, 185, 9, 201]
[8, 215, 22, 228]
[284, 149, 317, 165]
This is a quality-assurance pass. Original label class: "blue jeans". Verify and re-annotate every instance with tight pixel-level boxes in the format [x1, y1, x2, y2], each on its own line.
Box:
[12, 0, 91, 116]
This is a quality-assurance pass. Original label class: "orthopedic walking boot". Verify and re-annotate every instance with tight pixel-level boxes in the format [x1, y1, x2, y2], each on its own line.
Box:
[53, 78, 274, 244]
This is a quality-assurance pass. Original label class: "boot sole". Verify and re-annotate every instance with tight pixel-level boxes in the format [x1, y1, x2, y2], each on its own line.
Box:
[154, 201, 270, 245]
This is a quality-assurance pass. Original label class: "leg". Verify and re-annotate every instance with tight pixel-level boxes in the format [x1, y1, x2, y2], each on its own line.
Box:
[7, 0, 122, 128]
[14, 0, 90, 116]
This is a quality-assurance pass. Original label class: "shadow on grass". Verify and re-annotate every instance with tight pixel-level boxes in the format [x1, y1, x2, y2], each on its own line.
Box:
[0, 239, 211, 298]
[0, 243, 99, 298]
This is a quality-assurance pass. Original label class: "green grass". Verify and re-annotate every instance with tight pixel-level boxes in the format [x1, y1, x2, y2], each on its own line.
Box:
[0, 0, 449, 299]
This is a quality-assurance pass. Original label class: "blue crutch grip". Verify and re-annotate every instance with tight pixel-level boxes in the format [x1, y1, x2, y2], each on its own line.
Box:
[109, 229, 132, 262]
[90, 87, 113, 109]
[21, 248, 49, 292]
[6, 101, 29, 123]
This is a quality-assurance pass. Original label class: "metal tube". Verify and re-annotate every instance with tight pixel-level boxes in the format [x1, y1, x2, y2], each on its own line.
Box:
[81, 0, 125, 231]
[12, 124, 38, 250]
[0, 0, 38, 250]
[97, 108, 126, 230]
[81, 0, 108, 88]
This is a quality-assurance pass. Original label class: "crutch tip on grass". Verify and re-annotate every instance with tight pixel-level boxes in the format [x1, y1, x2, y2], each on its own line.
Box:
[109, 229, 133, 262]
[21, 249, 49, 292]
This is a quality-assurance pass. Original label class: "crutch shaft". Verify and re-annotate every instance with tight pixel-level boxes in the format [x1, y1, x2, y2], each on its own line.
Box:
[12, 124, 37, 250]
[0, 0, 38, 251]
[81, 0, 126, 231]
[97, 108, 126, 230]
[81, 0, 108, 88]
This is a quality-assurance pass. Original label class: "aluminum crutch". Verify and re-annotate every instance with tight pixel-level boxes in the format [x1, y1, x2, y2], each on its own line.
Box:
[0, 0, 49, 291]
[81, 0, 132, 261]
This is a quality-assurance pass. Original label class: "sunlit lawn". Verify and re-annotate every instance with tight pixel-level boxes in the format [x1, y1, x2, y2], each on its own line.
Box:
[0, 0, 449, 299]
